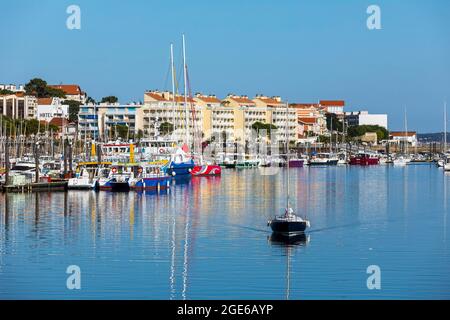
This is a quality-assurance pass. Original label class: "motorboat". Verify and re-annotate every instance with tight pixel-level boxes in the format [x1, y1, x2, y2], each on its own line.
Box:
[349, 153, 379, 165]
[308, 153, 339, 166]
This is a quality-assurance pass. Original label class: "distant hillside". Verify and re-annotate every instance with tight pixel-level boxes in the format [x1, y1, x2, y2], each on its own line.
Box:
[418, 132, 449, 143]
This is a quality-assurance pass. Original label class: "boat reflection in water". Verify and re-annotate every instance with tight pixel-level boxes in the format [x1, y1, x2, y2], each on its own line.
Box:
[268, 232, 310, 246]
[268, 232, 310, 300]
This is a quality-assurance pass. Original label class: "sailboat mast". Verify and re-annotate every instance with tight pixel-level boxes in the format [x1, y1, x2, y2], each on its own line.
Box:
[286, 101, 290, 211]
[445, 101, 447, 153]
[170, 43, 176, 138]
[404, 107, 408, 155]
[182, 34, 189, 148]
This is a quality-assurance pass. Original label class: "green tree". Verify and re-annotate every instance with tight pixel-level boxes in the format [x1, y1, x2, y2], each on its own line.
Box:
[111, 124, 129, 139]
[101, 96, 118, 104]
[326, 113, 343, 132]
[63, 100, 82, 123]
[86, 96, 96, 104]
[347, 125, 388, 141]
[251, 121, 277, 136]
[24, 78, 66, 98]
[160, 122, 174, 135]
[0, 89, 14, 95]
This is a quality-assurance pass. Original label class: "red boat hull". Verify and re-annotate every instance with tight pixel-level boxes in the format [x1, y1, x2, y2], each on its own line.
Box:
[191, 165, 222, 176]
[349, 156, 379, 165]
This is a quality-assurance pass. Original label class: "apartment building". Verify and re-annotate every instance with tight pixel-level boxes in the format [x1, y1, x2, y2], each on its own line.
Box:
[0, 92, 37, 119]
[78, 103, 142, 140]
[143, 91, 203, 142]
[252, 95, 297, 143]
[290, 103, 326, 138]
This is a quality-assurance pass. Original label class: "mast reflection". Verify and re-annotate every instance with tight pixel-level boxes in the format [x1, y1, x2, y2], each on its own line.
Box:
[268, 232, 310, 300]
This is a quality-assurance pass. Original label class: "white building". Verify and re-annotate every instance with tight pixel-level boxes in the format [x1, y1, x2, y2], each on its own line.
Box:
[390, 131, 417, 147]
[143, 91, 203, 142]
[49, 84, 87, 104]
[37, 97, 69, 122]
[0, 92, 37, 119]
[345, 111, 388, 129]
[0, 84, 25, 92]
[78, 103, 142, 140]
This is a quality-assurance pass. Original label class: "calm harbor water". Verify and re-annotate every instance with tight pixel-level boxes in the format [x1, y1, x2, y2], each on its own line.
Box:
[1, 165, 449, 299]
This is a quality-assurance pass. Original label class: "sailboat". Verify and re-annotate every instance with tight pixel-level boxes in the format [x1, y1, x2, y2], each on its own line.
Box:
[394, 107, 412, 166]
[268, 102, 310, 236]
[442, 101, 450, 171]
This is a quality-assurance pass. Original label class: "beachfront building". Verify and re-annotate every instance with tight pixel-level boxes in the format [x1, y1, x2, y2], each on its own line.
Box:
[49, 84, 87, 104]
[78, 104, 100, 140]
[390, 131, 418, 147]
[252, 95, 297, 143]
[345, 111, 388, 129]
[194, 94, 224, 141]
[142, 91, 203, 142]
[0, 92, 38, 119]
[78, 103, 142, 140]
[37, 97, 69, 122]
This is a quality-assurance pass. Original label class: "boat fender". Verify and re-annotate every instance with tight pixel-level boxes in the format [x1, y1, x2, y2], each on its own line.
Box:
[159, 148, 164, 154]
[171, 171, 176, 176]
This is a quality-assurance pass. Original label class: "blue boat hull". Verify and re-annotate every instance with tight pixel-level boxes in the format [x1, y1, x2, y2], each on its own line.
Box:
[167, 160, 195, 176]
[133, 177, 171, 190]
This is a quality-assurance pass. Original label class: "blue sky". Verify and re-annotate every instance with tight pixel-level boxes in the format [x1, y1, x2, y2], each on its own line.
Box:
[1, 0, 449, 132]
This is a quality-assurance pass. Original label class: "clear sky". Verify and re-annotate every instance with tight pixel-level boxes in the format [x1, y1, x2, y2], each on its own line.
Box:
[1, 0, 449, 132]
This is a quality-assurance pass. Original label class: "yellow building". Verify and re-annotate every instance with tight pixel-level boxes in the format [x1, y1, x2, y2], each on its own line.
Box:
[141, 91, 299, 144]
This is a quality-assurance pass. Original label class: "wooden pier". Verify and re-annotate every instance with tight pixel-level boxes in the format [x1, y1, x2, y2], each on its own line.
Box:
[1, 181, 68, 193]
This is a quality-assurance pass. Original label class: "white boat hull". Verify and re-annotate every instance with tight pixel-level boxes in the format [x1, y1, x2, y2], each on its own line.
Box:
[68, 178, 97, 189]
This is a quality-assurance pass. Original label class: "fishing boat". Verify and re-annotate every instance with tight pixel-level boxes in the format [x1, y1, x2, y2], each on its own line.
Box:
[133, 163, 172, 190]
[268, 102, 310, 236]
[108, 164, 135, 191]
[308, 153, 339, 166]
[349, 153, 379, 165]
